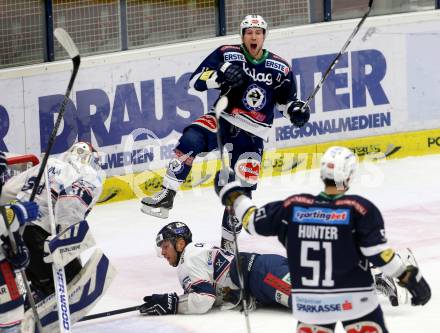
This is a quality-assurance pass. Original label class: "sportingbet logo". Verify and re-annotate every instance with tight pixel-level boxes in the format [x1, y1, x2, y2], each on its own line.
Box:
[293, 207, 350, 225]
[56, 269, 70, 330]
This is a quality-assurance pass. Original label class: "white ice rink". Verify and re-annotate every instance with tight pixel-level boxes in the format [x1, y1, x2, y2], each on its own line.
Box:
[74, 154, 440, 333]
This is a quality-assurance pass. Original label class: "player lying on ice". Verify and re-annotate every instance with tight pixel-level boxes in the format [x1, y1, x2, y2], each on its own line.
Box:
[139, 221, 292, 315]
[214, 146, 431, 333]
[0, 143, 116, 333]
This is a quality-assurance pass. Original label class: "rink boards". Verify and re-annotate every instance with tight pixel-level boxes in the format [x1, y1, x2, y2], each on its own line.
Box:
[97, 127, 440, 204]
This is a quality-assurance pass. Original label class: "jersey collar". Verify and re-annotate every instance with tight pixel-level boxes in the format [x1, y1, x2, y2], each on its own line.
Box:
[319, 191, 345, 200]
[241, 44, 269, 65]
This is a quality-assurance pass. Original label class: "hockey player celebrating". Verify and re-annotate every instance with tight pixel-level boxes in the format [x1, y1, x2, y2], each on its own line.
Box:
[139, 221, 292, 316]
[141, 14, 311, 250]
[1, 150, 40, 333]
[215, 146, 431, 333]
[0, 143, 115, 332]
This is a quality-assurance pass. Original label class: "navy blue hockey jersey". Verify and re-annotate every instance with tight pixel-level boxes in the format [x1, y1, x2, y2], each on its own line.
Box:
[236, 192, 401, 324]
[189, 44, 297, 140]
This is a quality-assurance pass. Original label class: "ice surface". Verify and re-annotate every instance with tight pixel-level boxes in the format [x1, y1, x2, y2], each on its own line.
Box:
[74, 155, 440, 332]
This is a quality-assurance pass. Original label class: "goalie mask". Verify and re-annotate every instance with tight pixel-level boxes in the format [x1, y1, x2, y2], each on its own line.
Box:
[240, 14, 267, 37]
[64, 142, 100, 170]
[320, 146, 357, 190]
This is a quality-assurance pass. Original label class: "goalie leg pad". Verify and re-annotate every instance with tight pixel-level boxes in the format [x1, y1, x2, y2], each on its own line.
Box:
[43, 220, 96, 266]
[22, 249, 116, 333]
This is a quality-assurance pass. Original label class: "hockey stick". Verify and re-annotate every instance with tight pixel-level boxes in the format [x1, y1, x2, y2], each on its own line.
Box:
[79, 305, 141, 322]
[30, 27, 80, 201]
[301, 0, 374, 112]
[0, 207, 44, 333]
[214, 96, 252, 333]
[44, 166, 72, 333]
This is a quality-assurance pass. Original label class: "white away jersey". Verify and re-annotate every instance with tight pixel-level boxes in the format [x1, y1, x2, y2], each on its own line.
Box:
[176, 242, 240, 314]
[0, 158, 104, 234]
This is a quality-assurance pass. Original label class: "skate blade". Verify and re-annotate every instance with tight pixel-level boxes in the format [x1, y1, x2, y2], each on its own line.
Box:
[140, 204, 169, 219]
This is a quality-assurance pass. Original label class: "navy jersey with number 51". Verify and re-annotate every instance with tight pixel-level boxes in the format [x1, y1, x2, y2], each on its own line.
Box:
[244, 192, 396, 324]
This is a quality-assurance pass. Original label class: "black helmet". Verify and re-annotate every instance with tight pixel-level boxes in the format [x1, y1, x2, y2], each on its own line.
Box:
[156, 222, 192, 247]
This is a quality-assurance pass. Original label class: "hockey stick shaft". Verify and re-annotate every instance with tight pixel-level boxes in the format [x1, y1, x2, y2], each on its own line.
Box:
[214, 96, 251, 333]
[30, 28, 80, 201]
[302, 0, 374, 111]
[0, 206, 44, 333]
[44, 166, 72, 333]
[79, 305, 140, 322]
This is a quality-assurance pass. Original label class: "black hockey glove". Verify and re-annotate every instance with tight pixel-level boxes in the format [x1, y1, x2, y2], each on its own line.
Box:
[1, 232, 30, 270]
[217, 62, 248, 90]
[287, 100, 310, 128]
[139, 293, 178, 316]
[397, 266, 431, 306]
[214, 169, 247, 207]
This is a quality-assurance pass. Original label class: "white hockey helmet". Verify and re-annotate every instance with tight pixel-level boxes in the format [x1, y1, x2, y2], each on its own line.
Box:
[320, 146, 357, 189]
[240, 14, 267, 37]
[64, 142, 99, 168]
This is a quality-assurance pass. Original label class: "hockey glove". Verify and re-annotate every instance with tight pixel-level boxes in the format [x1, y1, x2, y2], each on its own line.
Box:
[139, 293, 178, 316]
[397, 266, 431, 306]
[1, 232, 30, 270]
[287, 100, 310, 128]
[9, 201, 39, 225]
[214, 169, 247, 207]
[0, 151, 7, 181]
[217, 62, 248, 90]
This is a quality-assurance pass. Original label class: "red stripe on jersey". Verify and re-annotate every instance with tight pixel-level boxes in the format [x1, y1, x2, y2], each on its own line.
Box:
[230, 107, 267, 122]
[0, 261, 20, 300]
[263, 272, 291, 296]
[193, 115, 217, 132]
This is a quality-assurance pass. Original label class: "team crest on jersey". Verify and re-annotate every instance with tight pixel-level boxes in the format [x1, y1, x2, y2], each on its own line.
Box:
[292, 207, 350, 225]
[213, 252, 230, 281]
[223, 52, 245, 62]
[265, 59, 289, 75]
[242, 84, 266, 111]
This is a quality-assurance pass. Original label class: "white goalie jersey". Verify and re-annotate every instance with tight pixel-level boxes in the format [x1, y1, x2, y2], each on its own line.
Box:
[0, 157, 104, 233]
[176, 242, 241, 314]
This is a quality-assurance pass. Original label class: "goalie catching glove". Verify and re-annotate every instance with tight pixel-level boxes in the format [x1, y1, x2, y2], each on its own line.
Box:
[286, 100, 310, 128]
[139, 293, 178, 316]
[216, 62, 248, 90]
[397, 265, 431, 306]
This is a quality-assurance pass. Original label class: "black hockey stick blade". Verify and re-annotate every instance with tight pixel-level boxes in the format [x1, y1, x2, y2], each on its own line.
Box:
[302, 0, 374, 111]
[79, 305, 141, 322]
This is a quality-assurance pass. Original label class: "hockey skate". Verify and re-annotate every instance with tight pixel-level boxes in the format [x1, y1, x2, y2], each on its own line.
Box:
[141, 186, 176, 219]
